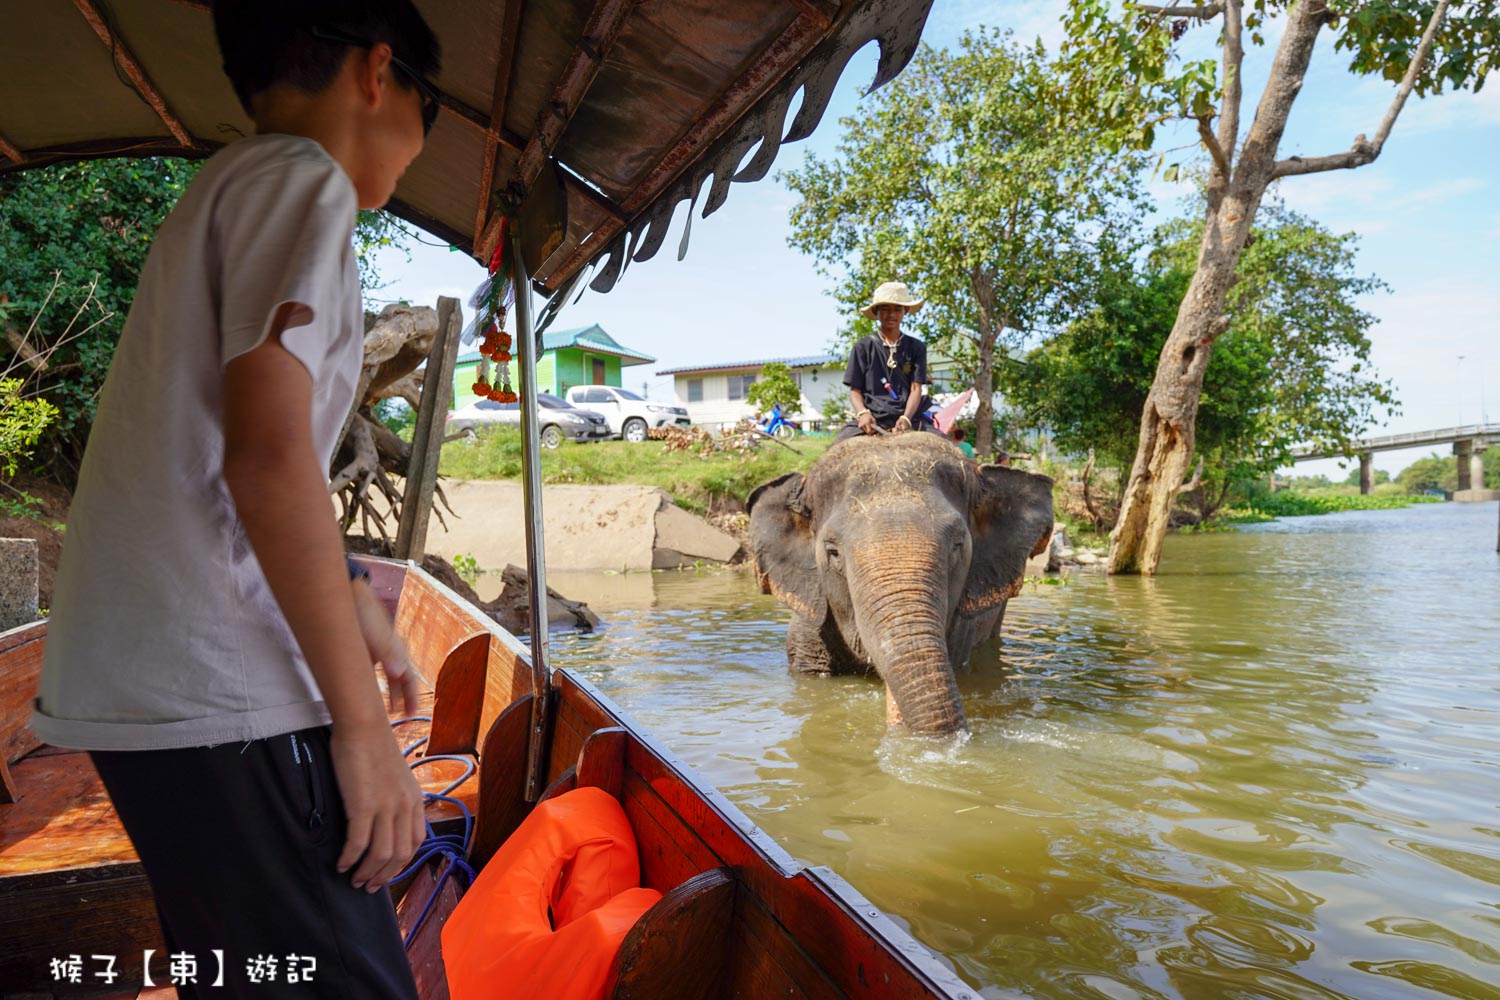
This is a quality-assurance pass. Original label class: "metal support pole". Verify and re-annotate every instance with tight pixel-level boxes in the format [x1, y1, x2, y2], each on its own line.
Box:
[512, 229, 552, 802]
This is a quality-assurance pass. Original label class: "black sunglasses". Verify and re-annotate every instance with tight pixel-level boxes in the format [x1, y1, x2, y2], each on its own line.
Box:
[309, 26, 440, 136]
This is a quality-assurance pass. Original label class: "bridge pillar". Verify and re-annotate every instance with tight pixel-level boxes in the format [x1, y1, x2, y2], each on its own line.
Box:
[1456, 440, 1474, 492]
[1454, 439, 1498, 501]
[1359, 453, 1374, 495]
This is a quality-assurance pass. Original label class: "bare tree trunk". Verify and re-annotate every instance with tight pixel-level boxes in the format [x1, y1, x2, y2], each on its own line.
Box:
[1108, 0, 1449, 575]
[1108, 0, 1327, 574]
[970, 269, 1004, 458]
[974, 331, 998, 458]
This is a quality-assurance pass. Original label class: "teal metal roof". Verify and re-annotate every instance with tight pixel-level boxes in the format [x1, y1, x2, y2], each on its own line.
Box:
[457, 324, 654, 367]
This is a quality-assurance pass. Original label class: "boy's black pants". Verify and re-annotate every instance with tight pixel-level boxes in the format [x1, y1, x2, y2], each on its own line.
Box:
[90, 725, 420, 998]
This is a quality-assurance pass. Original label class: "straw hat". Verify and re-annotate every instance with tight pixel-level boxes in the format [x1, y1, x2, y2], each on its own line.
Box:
[860, 281, 925, 319]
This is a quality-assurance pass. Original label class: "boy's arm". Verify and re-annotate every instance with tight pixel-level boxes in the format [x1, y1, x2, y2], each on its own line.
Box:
[223, 305, 424, 893]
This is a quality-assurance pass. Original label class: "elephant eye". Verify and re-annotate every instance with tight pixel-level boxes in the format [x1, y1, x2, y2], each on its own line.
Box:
[823, 542, 842, 568]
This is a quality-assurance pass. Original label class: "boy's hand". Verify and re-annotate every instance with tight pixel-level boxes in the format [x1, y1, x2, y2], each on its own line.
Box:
[332, 723, 427, 893]
[350, 578, 424, 719]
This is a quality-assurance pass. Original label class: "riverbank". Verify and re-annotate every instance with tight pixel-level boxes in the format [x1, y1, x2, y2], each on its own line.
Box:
[438, 428, 832, 516]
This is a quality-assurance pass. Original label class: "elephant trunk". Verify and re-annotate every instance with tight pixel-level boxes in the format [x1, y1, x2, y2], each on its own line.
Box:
[852, 554, 967, 735]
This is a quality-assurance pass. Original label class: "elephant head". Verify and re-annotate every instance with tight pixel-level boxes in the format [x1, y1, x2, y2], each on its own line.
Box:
[747, 433, 1054, 735]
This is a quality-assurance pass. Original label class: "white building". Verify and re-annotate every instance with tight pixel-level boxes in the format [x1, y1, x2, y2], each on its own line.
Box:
[658, 354, 847, 430]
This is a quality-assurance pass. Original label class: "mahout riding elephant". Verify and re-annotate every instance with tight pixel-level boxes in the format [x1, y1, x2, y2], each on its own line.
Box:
[747, 433, 1054, 735]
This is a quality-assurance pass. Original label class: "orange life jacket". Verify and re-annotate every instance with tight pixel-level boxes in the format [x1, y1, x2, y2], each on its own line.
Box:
[442, 786, 662, 1000]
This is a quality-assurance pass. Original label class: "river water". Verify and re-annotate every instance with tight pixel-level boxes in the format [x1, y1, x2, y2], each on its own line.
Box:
[545, 501, 1500, 998]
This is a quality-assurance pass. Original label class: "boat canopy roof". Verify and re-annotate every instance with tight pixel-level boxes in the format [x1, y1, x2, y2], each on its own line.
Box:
[1, 0, 934, 311]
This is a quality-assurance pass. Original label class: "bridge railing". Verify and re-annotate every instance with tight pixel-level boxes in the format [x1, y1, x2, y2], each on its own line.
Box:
[1291, 423, 1500, 460]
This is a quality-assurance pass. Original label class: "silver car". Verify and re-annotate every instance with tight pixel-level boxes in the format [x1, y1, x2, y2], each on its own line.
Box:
[446, 393, 612, 448]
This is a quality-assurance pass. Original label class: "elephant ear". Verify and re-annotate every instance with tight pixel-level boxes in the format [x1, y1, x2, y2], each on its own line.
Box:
[959, 466, 1056, 617]
[746, 472, 826, 621]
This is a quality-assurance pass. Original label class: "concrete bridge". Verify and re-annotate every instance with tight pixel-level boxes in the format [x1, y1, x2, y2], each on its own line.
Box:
[1290, 423, 1500, 499]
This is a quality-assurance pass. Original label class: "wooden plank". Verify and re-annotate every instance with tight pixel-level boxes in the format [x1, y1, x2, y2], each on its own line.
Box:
[396, 864, 454, 1000]
[0, 753, 138, 876]
[0, 863, 160, 992]
[70, 0, 193, 147]
[427, 633, 489, 757]
[574, 727, 625, 800]
[605, 867, 735, 1000]
[536, 766, 577, 805]
[0, 130, 24, 165]
[477, 0, 638, 261]
[619, 770, 710, 894]
[730, 889, 846, 1000]
[351, 554, 407, 619]
[0, 623, 46, 766]
[468, 693, 533, 871]
[396, 296, 462, 562]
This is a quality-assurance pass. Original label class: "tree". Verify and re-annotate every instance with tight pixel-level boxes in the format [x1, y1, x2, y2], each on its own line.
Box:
[1057, 0, 1495, 574]
[1009, 204, 1396, 517]
[1343, 465, 1390, 487]
[746, 363, 802, 415]
[782, 30, 1147, 456]
[1396, 453, 1456, 493]
[0, 157, 414, 483]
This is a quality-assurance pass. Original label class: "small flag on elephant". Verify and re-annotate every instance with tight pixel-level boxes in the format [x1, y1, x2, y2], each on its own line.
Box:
[932, 388, 974, 434]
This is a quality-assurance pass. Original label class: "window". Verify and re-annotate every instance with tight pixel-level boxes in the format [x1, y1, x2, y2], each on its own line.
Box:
[790, 371, 802, 390]
[582, 388, 611, 404]
[614, 388, 644, 400]
[727, 374, 757, 401]
[686, 379, 703, 403]
[537, 394, 568, 410]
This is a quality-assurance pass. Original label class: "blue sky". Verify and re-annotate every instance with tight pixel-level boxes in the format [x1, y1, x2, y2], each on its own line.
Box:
[374, 0, 1499, 479]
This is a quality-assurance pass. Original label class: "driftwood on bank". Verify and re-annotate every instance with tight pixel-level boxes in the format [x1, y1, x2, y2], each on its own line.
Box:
[329, 303, 454, 549]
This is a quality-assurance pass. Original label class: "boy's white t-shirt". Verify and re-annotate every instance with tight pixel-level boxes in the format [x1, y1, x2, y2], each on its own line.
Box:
[30, 133, 364, 751]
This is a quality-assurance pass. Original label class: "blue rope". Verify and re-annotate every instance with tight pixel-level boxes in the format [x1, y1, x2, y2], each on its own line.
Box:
[392, 723, 480, 949]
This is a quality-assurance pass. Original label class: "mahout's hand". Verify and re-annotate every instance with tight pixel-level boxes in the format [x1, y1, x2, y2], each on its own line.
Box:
[858, 410, 877, 435]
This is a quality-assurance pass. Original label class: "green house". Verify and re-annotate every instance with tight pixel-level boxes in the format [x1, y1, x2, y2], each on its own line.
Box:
[452, 324, 655, 409]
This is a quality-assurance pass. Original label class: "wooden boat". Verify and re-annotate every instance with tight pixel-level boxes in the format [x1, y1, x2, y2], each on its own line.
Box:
[1, 557, 975, 998]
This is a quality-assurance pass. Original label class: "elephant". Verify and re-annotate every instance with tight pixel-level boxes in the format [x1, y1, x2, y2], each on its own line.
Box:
[746, 432, 1055, 735]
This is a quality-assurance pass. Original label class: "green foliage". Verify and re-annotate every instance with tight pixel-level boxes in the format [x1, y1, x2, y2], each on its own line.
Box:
[1243, 490, 1443, 517]
[0, 157, 411, 482]
[439, 428, 834, 513]
[1341, 465, 1391, 486]
[1058, 0, 1497, 170]
[1396, 452, 1457, 493]
[0, 158, 200, 470]
[451, 553, 481, 584]
[375, 398, 416, 441]
[780, 30, 1148, 453]
[746, 363, 802, 414]
[1008, 203, 1395, 485]
[0, 377, 58, 477]
[820, 392, 852, 431]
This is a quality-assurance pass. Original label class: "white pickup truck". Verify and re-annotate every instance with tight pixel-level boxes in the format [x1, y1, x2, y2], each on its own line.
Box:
[564, 385, 691, 442]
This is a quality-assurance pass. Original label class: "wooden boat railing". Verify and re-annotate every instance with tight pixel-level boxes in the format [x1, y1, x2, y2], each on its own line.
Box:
[1, 558, 974, 999]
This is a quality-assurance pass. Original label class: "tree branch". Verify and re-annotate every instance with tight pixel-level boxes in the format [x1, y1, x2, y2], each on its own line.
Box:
[1217, 0, 1243, 173]
[1131, 2, 1223, 17]
[1174, 456, 1205, 496]
[1197, 115, 1232, 179]
[1272, 0, 1450, 179]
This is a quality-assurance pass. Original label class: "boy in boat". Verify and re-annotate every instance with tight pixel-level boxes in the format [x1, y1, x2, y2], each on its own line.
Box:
[29, 2, 439, 995]
[838, 280, 936, 442]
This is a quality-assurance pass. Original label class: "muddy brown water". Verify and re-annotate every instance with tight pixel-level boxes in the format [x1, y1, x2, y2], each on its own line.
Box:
[517, 501, 1499, 998]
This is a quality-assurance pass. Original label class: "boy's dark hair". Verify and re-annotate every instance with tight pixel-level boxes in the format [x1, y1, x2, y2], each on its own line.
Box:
[213, 0, 440, 116]
[953, 428, 966, 441]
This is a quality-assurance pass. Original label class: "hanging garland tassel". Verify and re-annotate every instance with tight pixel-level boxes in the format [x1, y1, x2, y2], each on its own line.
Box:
[468, 218, 519, 404]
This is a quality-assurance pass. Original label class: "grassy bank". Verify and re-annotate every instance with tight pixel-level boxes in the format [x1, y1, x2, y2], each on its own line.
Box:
[1241, 490, 1444, 518]
[439, 428, 832, 513]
